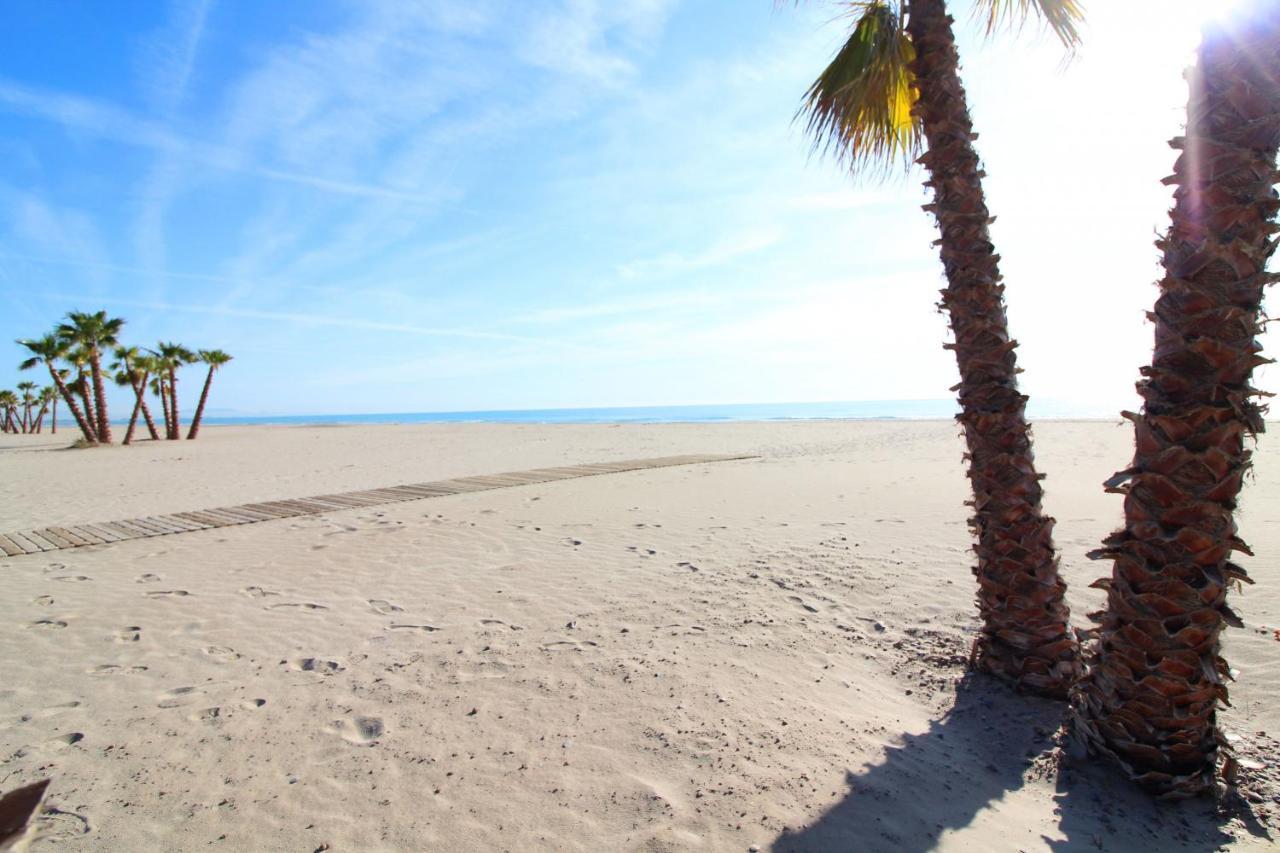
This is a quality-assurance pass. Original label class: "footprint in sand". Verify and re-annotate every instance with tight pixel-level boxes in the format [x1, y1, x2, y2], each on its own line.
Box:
[202, 646, 240, 662]
[113, 626, 142, 643]
[31, 701, 82, 719]
[788, 595, 820, 614]
[157, 686, 203, 708]
[268, 602, 328, 612]
[189, 706, 222, 722]
[479, 619, 524, 631]
[34, 808, 90, 843]
[136, 573, 162, 583]
[87, 664, 148, 676]
[541, 640, 582, 652]
[386, 624, 440, 634]
[28, 619, 68, 630]
[32, 595, 55, 606]
[53, 575, 91, 583]
[145, 590, 191, 599]
[562, 538, 583, 547]
[242, 698, 267, 709]
[240, 586, 280, 599]
[289, 658, 344, 674]
[43, 732, 85, 750]
[368, 599, 403, 615]
[328, 715, 385, 745]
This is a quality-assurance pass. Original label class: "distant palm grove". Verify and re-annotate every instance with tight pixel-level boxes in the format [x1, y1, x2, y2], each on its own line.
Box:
[3, 310, 232, 445]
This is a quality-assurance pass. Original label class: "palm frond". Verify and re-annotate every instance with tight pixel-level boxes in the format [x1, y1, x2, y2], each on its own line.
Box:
[972, 0, 1084, 49]
[798, 1, 921, 176]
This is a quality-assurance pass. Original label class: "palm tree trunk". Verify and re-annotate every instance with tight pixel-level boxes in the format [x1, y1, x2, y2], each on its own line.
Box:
[48, 363, 97, 444]
[187, 366, 216, 439]
[78, 374, 98, 438]
[1072, 10, 1280, 798]
[903, 0, 1079, 697]
[51, 395, 57, 433]
[20, 402, 30, 433]
[167, 367, 180, 439]
[88, 350, 112, 443]
[33, 403, 48, 433]
[140, 396, 160, 440]
[3, 409, 13, 433]
[124, 371, 150, 446]
[157, 379, 173, 438]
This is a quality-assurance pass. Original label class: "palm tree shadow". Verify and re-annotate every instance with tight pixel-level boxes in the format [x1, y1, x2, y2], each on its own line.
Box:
[773, 674, 1256, 852]
[774, 673, 1062, 852]
[1048, 748, 1268, 852]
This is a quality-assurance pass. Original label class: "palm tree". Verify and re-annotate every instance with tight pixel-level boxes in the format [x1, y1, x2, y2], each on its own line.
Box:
[111, 347, 161, 444]
[795, 0, 1084, 697]
[17, 334, 97, 444]
[132, 356, 162, 440]
[150, 373, 172, 438]
[16, 381, 37, 433]
[187, 350, 232, 439]
[154, 341, 195, 440]
[0, 390, 17, 433]
[58, 310, 124, 443]
[32, 387, 55, 433]
[1072, 4, 1280, 799]
[48, 373, 63, 433]
[63, 345, 99, 440]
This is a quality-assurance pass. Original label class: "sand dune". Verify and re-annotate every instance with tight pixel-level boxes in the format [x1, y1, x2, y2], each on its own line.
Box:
[0, 422, 1276, 850]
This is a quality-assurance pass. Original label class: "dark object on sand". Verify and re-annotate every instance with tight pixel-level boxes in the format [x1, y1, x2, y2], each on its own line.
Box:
[0, 779, 50, 849]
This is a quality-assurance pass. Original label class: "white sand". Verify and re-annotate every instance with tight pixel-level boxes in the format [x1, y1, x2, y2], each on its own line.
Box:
[0, 421, 1276, 851]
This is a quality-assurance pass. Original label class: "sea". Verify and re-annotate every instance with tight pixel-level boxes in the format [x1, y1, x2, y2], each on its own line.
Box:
[196, 399, 1037, 427]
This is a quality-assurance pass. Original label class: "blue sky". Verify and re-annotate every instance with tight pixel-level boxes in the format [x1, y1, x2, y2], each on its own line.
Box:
[0, 1, 1255, 416]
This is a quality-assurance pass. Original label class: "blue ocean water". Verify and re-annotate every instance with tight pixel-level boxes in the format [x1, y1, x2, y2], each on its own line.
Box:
[200, 399, 962, 427]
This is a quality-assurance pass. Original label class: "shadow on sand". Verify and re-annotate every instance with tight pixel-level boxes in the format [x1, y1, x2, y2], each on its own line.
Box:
[773, 674, 1268, 852]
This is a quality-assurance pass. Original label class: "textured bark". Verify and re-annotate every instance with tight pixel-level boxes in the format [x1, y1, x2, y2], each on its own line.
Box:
[78, 374, 98, 439]
[1072, 9, 1280, 798]
[157, 379, 173, 438]
[124, 371, 150, 446]
[168, 367, 180, 440]
[48, 364, 97, 444]
[89, 350, 112, 443]
[140, 396, 159, 440]
[187, 366, 216, 440]
[904, 0, 1080, 697]
[51, 395, 57, 433]
[33, 402, 47, 433]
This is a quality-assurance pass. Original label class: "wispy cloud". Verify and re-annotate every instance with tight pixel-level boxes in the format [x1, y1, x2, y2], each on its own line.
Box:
[617, 227, 781, 280]
[32, 290, 595, 352]
[0, 78, 439, 203]
[522, 0, 676, 83]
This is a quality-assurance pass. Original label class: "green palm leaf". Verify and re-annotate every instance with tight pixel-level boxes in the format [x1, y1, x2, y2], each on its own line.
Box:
[798, 2, 921, 175]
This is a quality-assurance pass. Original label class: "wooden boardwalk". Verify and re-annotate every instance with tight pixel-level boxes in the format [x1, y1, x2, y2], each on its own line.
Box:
[0, 454, 755, 559]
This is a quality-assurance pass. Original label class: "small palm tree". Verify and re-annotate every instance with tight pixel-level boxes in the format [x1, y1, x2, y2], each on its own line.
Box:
[187, 350, 232, 439]
[17, 334, 98, 444]
[794, 0, 1084, 697]
[149, 372, 171, 438]
[154, 342, 196, 439]
[62, 346, 98, 438]
[48, 377, 61, 433]
[32, 387, 55, 433]
[58, 310, 124, 443]
[0, 390, 17, 434]
[1072, 3, 1280, 798]
[111, 346, 161, 444]
[16, 381, 37, 433]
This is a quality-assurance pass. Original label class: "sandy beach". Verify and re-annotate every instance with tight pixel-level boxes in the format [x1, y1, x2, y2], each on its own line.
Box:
[1, 420, 1277, 851]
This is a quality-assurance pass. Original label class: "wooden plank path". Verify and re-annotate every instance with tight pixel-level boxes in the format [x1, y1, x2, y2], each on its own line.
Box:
[0, 454, 755, 559]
